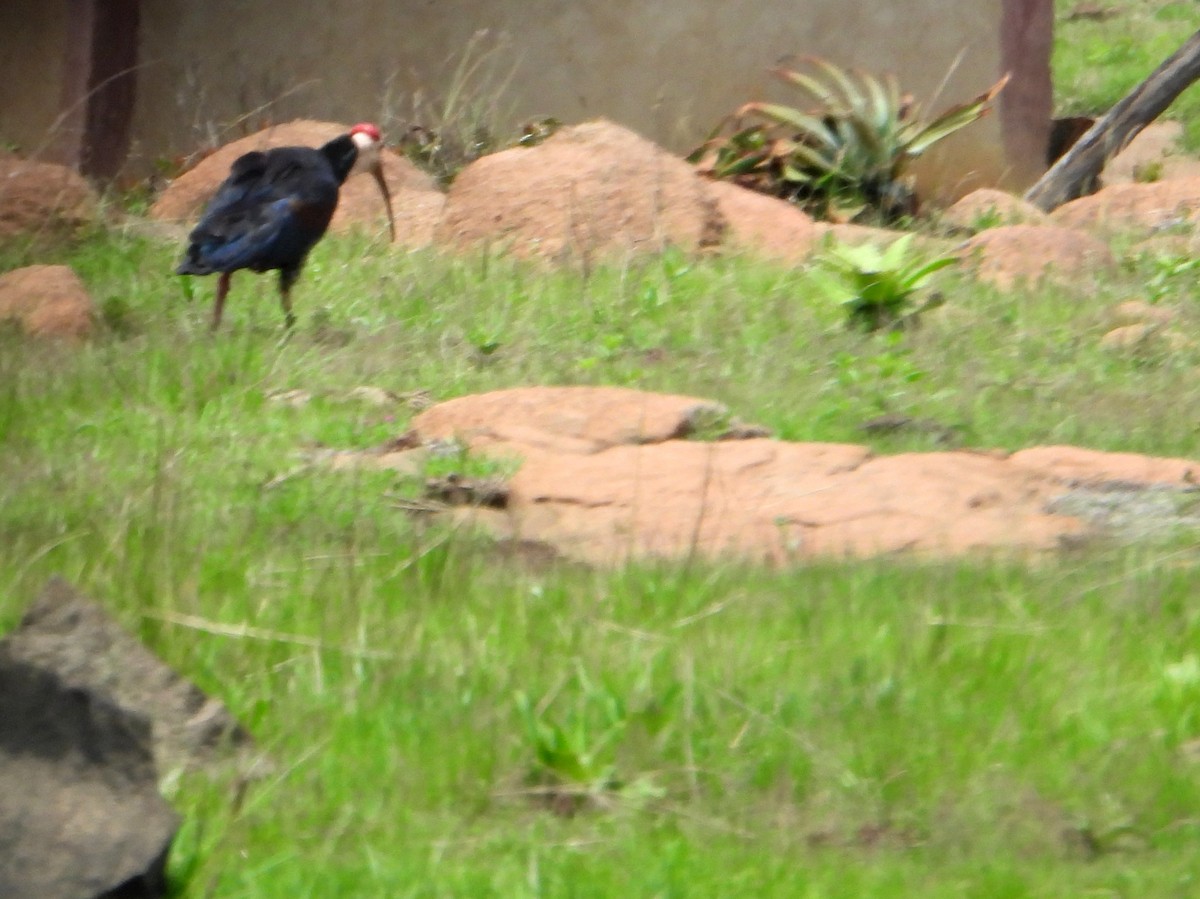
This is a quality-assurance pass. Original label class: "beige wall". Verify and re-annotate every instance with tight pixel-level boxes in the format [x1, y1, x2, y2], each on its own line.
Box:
[0, 1, 68, 157]
[5, 1, 1032, 195]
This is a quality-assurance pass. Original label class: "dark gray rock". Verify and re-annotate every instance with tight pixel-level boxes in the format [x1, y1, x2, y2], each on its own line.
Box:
[0, 655, 177, 899]
[3, 577, 251, 774]
[0, 577, 260, 898]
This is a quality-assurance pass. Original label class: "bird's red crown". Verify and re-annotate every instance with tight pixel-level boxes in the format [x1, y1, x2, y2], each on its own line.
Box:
[350, 122, 382, 143]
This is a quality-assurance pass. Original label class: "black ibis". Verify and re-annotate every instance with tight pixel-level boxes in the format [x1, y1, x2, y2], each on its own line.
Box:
[175, 122, 396, 331]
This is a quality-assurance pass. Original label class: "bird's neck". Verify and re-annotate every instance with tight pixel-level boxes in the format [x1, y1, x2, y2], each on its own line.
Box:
[320, 135, 359, 184]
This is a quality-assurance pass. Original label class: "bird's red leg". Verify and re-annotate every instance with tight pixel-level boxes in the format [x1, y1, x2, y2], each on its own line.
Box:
[280, 288, 296, 330]
[279, 267, 299, 329]
[211, 272, 231, 332]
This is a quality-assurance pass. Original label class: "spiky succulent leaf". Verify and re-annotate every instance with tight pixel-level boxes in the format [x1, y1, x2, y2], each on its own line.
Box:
[898, 254, 959, 288]
[811, 58, 868, 113]
[884, 74, 904, 128]
[879, 233, 916, 269]
[738, 102, 841, 150]
[685, 118, 736, 164]
[864, 73, 897, 133]
[842, 115, 889, 171]
[714, 151, 770, 177]
[771, 65, 848, 113]
[901, 73, 1011, 156]
[823, 240, 887, 274]
[786, 141, 842, 176]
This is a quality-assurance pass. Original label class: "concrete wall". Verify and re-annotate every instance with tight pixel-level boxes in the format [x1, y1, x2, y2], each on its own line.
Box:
[2, 1, 1047, 195]
[0, 1, 68, 157]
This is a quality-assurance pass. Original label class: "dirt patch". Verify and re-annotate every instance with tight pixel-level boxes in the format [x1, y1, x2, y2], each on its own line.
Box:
[1104, 121, 1200, 186]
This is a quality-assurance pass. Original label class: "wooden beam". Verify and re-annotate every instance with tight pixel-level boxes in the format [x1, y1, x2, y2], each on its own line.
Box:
[58, 0, 140, 179]
[1025, 28, 1200, 212]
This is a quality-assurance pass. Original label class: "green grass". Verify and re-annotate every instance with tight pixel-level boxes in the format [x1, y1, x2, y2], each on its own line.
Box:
[5, 10, 1200, 893]
[4, 225, 1200, 896]
[1054, 0, 1200, 150]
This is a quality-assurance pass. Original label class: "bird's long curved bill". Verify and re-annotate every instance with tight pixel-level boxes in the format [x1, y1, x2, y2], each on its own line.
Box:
[370, 163, 396, 243]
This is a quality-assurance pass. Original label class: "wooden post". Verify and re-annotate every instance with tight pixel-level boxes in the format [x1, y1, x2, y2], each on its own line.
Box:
[1025, 28, 1200, 212]
[57, 0, 140, 180]
[999, 0, 1054, 189]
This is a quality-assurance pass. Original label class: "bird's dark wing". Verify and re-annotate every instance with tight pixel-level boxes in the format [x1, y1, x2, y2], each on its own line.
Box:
[176, 147, 340, 276]
[198, 150, 270, 221]
[177, 196, 315, 274]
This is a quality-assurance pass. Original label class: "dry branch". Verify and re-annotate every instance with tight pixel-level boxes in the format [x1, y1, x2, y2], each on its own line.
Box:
[1025, 28, 1200, 212]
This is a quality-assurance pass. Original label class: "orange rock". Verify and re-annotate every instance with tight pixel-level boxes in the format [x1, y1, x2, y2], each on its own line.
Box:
[0, 157, 101, 243]
[1099, 324, 1158, 352]
[941, 188, 1050, 232]
[959, 224, 1114, 290]
[1052, 177, 1200, 235]
[413, 385, 733, 455]
[705, 181, 822, 263]
[1009, 445, 1200, 486]
[1109, 299, 1175, 328]
[408, 387, 1200, 566]
[0, 265, 94, 340]
[434, 119, 724, 261]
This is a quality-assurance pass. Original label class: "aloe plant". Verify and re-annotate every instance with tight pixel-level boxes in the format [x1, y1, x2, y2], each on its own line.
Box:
[814, 234, 956, 331]
[514, 673, 664, 815]
[690, 60, 1008, 222]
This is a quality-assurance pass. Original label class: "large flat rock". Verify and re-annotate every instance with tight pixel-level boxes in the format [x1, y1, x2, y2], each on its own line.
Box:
[413, 385, 732, 456]
[407, 387, 1200, 565]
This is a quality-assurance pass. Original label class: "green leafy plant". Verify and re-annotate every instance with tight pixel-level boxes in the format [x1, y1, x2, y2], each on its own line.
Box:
[1141, 252, 1200, 304]
[689, 59, 1008, 222]
[1133, 159, 1163, 183]
[813, 234, 955, 331]
[821, 332, 932, 423]
[514, 669, 663, 816]
[967, 206, 1006, 233]
[100, 295, 139, 337]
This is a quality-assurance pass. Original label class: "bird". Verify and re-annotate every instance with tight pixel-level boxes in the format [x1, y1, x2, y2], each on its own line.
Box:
[175, 122, 396, 331]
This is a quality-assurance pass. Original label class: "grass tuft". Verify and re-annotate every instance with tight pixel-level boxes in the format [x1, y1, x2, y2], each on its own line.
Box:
[4, 11, 1200, 892]
[3, 223, 1200, 894]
